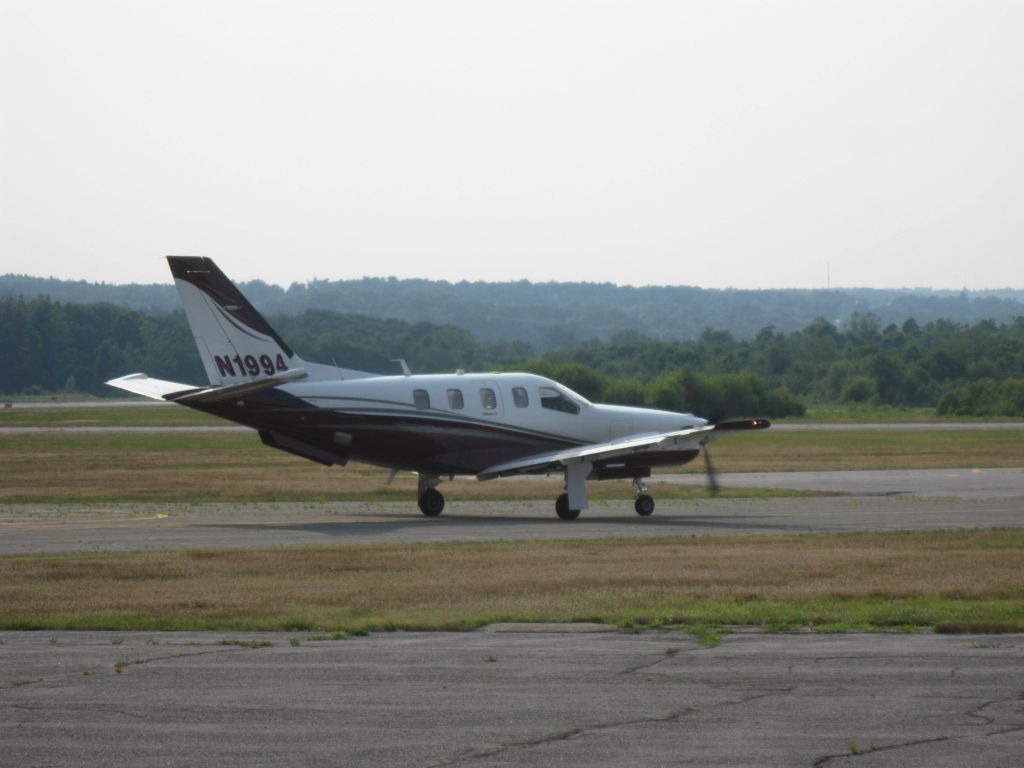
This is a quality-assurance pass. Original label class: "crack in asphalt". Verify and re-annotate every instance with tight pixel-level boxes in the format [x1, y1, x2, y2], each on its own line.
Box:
[964, 697, 1024, 730]
[3, 643, 256, 690]
[108, 644, 270, 677]
[811, 696, 1024, 766]
[966, 700, 998, 726]
[811, 735, 951, 766]
[988, 725, 1024, 739]
[618, 645, 702, 676]
[426, 687, 794, 767]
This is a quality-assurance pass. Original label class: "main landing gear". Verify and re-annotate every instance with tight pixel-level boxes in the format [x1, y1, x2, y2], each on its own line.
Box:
[415, 469, 658, 520]
[550, 463, 657, 520]
[553, 475, 656, 520]
[417, 475, 445, 517]
[555, 493, 580, 520]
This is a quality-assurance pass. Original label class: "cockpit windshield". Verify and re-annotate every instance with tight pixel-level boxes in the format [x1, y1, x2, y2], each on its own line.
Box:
[539, 385, 583, 415]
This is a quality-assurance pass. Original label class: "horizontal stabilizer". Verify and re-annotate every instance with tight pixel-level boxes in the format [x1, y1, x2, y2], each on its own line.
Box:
[105, 373, 197, 401]
[106, 369, 308, 403]
[168, 369, 309, 404]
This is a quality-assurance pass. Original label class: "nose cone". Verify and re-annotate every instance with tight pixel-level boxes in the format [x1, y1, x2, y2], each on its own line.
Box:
[597, 403, 706, 438]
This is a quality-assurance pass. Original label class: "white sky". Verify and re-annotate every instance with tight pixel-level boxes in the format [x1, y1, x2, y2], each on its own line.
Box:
[2, 0, 1022, 289]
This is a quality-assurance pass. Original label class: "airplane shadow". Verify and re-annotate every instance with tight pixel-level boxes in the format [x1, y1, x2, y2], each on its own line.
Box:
[200, 511, 810, 538]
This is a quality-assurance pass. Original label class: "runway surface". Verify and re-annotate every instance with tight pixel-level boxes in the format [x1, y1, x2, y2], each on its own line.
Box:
[2, 467, 1022, 555]
[3, 628, 1022, 767]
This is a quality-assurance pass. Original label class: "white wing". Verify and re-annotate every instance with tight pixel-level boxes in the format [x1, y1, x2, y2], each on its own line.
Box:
[477, 425, 717, 480]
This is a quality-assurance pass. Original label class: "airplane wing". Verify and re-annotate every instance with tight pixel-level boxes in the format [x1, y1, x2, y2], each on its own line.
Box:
[477, 418, 769, 480]
[106, 369, 308, 403]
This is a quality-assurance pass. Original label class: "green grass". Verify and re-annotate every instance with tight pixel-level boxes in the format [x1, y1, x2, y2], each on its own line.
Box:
[1, 532, 1021, 635]
[217, 638, 274, 648]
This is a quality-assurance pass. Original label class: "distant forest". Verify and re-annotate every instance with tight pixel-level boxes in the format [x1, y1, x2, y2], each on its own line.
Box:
[4, 272, 1024, 349]
[4, 291, 1023, 418]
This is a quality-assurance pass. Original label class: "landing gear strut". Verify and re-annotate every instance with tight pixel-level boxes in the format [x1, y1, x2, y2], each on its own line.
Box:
[554, 461, 591, 520]
[633, 477, 655, 517]
[417, 475, 445, 517]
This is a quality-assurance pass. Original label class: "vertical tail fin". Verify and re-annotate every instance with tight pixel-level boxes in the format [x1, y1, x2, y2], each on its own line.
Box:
[168, 256, 372, 385]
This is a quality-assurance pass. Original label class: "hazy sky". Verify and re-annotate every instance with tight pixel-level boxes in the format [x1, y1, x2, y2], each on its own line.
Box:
[2, 1, 1022, 289]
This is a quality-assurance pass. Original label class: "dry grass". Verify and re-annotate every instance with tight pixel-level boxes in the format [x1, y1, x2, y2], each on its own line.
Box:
[1, 531, 1021, 632]
[0, 404, 221, 427]
[0, 433, 401, 502]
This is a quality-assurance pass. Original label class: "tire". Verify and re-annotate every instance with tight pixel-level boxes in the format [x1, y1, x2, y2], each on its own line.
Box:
[555, 493, 580, 520]
[418, 488, 445, 517]
[634, 494, 655, 517]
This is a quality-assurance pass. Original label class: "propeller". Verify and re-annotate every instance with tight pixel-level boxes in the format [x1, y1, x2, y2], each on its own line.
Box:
[702, 443, 720, 496]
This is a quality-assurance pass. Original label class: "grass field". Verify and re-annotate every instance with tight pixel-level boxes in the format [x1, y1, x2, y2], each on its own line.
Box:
[0, 403, 221, 427]
[2, 426, 1023, 503]
[1, 531, 1020, 635]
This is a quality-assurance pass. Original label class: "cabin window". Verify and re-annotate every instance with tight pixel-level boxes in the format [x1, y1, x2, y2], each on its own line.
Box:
[512, 387, 529, 408]
[480, 388, 497, 410]
[539, 386, 579, 415]
[447, 388, 464, 410]
[413, 389, 430, 410]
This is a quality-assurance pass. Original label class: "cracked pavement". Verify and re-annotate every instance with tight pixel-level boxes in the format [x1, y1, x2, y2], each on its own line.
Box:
[3, 630, 1022, 767]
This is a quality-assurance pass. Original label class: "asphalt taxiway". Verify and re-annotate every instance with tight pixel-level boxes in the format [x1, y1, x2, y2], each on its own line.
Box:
[3, 628, 1022, 767]
[2, 467, 1022, 555]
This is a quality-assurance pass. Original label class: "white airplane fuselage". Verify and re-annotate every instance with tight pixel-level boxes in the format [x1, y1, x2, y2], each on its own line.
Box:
[193, 371, 706, 478]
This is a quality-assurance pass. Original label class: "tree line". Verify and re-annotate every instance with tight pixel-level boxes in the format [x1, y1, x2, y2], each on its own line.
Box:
[5, 272, 1024, 349]
[3, 295, 1023, 417]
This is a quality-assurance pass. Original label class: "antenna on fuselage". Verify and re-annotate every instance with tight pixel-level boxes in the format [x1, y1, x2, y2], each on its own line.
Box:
[391, 359, 412, 376]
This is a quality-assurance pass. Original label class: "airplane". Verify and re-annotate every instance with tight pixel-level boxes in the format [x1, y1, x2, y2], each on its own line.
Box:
[107, 257, 770, 519]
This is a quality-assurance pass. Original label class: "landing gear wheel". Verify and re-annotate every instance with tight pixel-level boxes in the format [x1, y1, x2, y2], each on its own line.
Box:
[555, 493, 580, 520]
[418, 488, 445, 517]
[634, 494, 655, 517]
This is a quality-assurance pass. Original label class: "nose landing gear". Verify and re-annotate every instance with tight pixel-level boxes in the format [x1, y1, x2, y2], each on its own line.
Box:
[633, 477, 655, 516]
